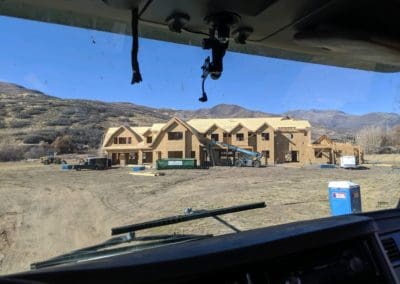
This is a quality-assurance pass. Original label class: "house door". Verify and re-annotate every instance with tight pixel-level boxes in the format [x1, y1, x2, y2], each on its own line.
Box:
[142, 152, 153, 164]
[111, 153, 118, 165]
[128, 152, 138, 165]
[262, 151, 270, 165]
[291, 151, 299, 162]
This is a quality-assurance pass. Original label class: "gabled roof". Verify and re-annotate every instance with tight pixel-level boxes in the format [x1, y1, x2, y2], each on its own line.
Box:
[187, 117, 310, 133]
[149, 117, 205, 147]
[102, 125, 143, 147]
[230, 123, 250, 134]
[151, 123, 166, 131]
[131, 127, 151, 136]
[103, 127, 120, 148]
[313, 135, 333, 145]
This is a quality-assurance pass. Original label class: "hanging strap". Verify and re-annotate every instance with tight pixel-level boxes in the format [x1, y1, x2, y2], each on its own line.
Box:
[131, 8, 142, 84]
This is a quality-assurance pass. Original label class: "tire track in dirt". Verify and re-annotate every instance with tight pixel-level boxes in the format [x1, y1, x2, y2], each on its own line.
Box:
[97, 172, 210, 216]
[0, 211, 21, 272]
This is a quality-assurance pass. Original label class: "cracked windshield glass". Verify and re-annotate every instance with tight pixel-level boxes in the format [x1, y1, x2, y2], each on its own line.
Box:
[1, 15, 400, 275]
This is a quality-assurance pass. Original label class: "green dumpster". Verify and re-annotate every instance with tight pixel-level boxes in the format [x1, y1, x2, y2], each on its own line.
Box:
[156, 159, 197, 170]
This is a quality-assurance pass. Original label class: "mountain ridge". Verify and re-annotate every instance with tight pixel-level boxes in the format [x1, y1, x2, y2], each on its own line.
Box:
[1, 81, 399, 148]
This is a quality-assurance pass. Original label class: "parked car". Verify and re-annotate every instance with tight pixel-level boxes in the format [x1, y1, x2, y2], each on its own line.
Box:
[74, 157, 111, 171]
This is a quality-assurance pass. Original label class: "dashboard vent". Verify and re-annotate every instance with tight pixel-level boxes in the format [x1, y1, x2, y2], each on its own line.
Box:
[381, 238, 400, 262]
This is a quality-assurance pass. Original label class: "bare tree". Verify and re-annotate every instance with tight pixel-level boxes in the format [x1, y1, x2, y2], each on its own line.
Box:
[356, 126, 386, 154]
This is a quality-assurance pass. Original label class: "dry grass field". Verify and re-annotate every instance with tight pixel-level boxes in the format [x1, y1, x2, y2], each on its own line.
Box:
[1, 155, 400, 275]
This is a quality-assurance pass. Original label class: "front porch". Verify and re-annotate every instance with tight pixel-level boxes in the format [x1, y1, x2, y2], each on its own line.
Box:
[107, 150, 154, 166]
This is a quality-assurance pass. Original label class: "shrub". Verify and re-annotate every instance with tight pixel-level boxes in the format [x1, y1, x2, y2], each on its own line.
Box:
[10, 105, 24, 112]
[32, 106, 48, 112]
[46, 117, 72, 126]
[15, 112, 32, 119]
[0, 143, 25, 161]
[66, 127, 103, 148]
[61, 108, 77, 116]
[23, 134, 44, 144]
[119, 117, 131, 123]
[13, 131, 27, 138]
[29, 129, 63, 144]
[24, 143, 52, 159]
[9, 119, 30, 128]
[52, 135, 74, 153]
[25, 108, 45, 115]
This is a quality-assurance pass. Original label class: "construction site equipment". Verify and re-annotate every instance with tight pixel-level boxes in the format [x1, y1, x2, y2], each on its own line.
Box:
[340, 156, 356, 168]
[156, 158, 197, 170]
[41, 154, 62, 165]
[328, 181, 362, 216]
[74, 157, 111, 171]
[209, 140, 263, 167]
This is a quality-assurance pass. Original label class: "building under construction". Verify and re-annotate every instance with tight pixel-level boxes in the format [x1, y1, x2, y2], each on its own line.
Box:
[102, 116, 362, 166]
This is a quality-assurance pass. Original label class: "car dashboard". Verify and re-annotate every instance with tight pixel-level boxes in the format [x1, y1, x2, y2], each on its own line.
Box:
[3, 209, 400, 283]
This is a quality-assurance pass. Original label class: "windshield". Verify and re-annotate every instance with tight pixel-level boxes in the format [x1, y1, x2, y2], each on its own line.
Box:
[0, 14, 400, 275]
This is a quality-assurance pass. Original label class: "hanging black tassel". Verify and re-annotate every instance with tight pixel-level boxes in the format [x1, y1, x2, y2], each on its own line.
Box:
[131, 7, 142, 84]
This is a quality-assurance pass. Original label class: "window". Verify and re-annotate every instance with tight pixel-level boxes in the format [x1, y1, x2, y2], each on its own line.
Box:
[211, 133, 219, 141]
[113, 137, 118, 144]
[314, 149, 323, 158]
[118, 137, 126, 144]
[261, 133, 270, 141]
[127, 137, 132, 144]
[168, 151, 183, 158]
[263, 150, 270, 158]
[190, 151, 196, 158]
[236, 133, 244, 141]
[304, 131, 308, 136]
[223, 132, 228, 137]
[248, 132, 255, 137]
[168, 132, 183, 140]
[146, 136, 152, 143]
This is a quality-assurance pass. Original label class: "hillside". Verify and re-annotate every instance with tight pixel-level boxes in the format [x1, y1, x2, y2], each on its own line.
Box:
[1, 81, 399, 159]
[0, 82, 169, 154]
[285, 109, 400, 131]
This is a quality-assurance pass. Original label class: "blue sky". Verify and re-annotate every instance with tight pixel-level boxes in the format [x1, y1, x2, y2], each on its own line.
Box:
[0, 16, 399, 115]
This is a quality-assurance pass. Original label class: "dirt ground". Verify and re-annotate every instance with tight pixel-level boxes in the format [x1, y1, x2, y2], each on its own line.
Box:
[1, 156, 400, 275]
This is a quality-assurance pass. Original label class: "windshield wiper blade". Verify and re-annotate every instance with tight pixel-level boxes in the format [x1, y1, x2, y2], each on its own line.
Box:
[31, 202, 266, 270]
[31, 233, 211, 270]
[111, 202, 266, 236]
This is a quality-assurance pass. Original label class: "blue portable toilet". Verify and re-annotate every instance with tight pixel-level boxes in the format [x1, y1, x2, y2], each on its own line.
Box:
[328, 181, 362, 216]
